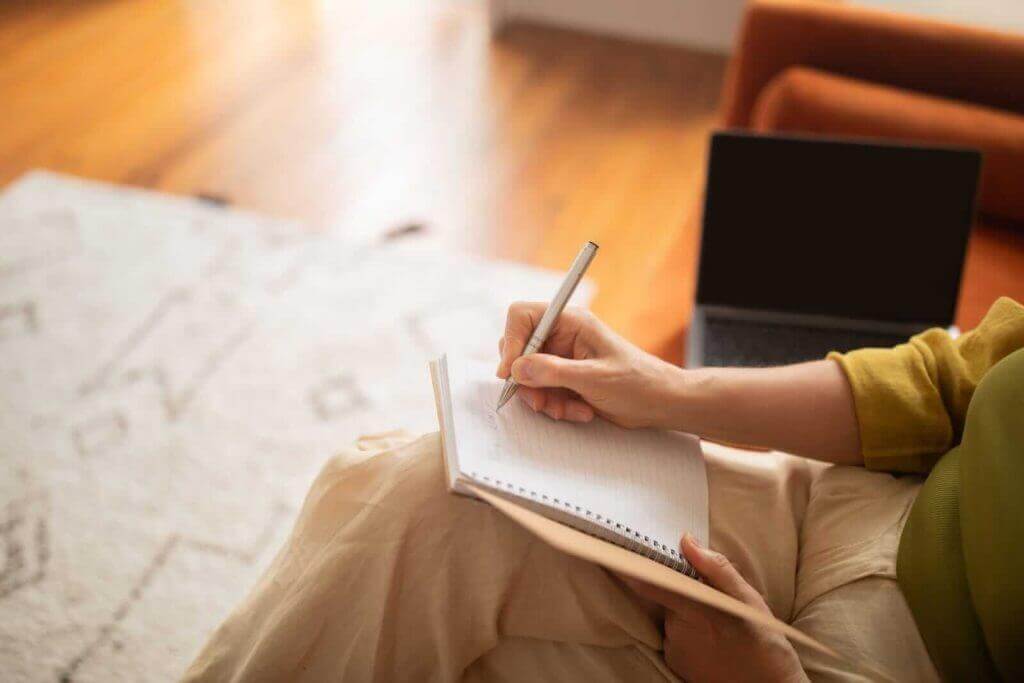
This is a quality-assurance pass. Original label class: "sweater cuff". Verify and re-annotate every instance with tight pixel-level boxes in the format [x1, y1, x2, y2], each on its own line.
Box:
[829, 347, 951, 474]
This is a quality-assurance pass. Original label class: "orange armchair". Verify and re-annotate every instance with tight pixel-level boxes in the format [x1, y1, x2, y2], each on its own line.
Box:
[720, 0, 1024, 327]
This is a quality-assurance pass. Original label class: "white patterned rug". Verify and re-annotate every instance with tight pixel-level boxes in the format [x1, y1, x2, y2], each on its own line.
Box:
[0, 172, 588, 682]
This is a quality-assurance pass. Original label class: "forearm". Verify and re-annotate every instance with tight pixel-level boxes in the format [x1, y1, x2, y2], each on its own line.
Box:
[665, 360, 863, 466]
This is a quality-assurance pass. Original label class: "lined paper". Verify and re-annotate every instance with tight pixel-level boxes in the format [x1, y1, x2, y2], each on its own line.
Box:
[443, 356, 708, 552]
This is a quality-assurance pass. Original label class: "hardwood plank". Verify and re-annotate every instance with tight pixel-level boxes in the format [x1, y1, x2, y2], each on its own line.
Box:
[0, 0, 728, 362]
[2, 0, 1016, 367]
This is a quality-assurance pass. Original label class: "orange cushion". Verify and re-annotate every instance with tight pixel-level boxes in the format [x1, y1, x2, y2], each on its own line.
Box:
[750, 66, 1024, 225]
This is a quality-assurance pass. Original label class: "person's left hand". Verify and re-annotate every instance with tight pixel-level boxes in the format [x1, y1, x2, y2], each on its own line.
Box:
[625, 534, 807, 683]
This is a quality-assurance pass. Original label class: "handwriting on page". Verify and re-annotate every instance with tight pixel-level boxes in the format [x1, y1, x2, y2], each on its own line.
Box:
[467, 380, 505, 462]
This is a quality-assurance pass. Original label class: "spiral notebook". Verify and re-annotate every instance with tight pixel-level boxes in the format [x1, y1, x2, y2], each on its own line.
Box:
[429, 354, 709, 577]
[428, 355, 879, 677]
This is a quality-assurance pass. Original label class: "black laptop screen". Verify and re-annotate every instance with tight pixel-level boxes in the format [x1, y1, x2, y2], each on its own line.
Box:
[696, 132, 980, 326]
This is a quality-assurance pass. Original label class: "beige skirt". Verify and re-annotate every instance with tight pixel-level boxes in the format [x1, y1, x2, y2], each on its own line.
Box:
[183, 432, 938, 682]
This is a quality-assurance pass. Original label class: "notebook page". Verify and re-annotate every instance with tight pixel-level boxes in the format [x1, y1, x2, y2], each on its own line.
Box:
[446, 356, 708, 550]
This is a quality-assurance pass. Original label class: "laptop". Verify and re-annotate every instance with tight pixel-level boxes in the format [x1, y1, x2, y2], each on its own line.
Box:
[687, 131, 981, 368]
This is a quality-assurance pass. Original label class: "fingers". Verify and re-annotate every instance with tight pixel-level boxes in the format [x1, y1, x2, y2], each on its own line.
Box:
[622, 537, 760, 609]
[620, 576, 718, 630]
[623, 538, 765, 613]
[497, 302, 547, 378]
[497, 302, 594, 378]
[510, 353, 596, 395]
[517, 387, 594, 423]
[663, 610, 704, 675]
[564, 400, 594, 422]
[623, 576, 715, 678]
[680, 534, 762, 606]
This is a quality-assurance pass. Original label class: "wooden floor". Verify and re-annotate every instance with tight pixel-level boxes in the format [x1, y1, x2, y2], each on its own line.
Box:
[0, 0, 725, 362]
[2, 0, 1020, 363]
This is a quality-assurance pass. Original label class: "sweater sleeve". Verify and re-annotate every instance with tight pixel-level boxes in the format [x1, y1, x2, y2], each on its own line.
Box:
[828, 297, 1024, 474]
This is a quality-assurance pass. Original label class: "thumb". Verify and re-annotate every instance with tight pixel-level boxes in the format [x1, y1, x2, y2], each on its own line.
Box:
[511, 354, 593, 393]
[681, 534, 760, 605]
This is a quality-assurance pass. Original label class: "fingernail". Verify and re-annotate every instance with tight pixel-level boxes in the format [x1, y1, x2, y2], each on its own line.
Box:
[682, 533, 701, 550]
[513, 358, 533, 382]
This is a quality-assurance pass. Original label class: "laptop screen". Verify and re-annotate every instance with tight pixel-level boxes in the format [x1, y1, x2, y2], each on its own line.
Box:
[696, 132, 980, 326]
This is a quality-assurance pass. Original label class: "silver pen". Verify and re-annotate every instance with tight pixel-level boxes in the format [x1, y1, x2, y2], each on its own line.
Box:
[496, 241, 599, 411]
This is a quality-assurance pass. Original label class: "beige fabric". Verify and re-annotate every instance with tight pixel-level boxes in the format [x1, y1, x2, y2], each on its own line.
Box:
[184, 433, 939, 682]
[789, 462, 940, 682]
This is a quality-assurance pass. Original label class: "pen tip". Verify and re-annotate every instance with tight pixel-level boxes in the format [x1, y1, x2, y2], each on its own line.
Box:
[495, 383, 516, 412]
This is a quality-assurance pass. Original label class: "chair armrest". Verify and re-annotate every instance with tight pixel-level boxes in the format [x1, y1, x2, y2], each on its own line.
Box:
[720, 0, 1024, 127]
[749, 66, 1024, 223]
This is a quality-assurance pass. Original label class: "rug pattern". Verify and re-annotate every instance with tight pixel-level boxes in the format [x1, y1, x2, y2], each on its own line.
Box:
[0, 172, 585, 681]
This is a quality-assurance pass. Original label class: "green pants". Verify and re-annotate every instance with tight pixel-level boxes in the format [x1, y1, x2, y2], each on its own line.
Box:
[898, 348, 1024, 681]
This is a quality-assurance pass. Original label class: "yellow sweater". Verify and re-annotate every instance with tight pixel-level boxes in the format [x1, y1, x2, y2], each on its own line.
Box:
[830, 297, 1024, 681]
[830, 297, 1024, 474]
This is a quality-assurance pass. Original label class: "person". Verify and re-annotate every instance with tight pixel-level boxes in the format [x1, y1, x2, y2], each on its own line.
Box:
[185, 297, 1023, 682]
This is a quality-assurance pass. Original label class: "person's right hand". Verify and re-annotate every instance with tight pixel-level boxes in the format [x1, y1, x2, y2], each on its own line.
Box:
[496, 302, 687, 429]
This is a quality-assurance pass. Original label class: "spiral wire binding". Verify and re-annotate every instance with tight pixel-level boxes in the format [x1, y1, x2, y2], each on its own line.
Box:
[471, 471, 698, 579]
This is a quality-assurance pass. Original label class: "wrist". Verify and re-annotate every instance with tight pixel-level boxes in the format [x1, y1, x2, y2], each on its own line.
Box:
[661, 366, 745, 442]
[653, 361, 699, 431]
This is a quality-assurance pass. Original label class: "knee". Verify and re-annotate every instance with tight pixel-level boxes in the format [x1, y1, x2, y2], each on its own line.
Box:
[322, 431, 441, 479]
[321, 430, 421, 473]
[299, 432, 448, 540]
